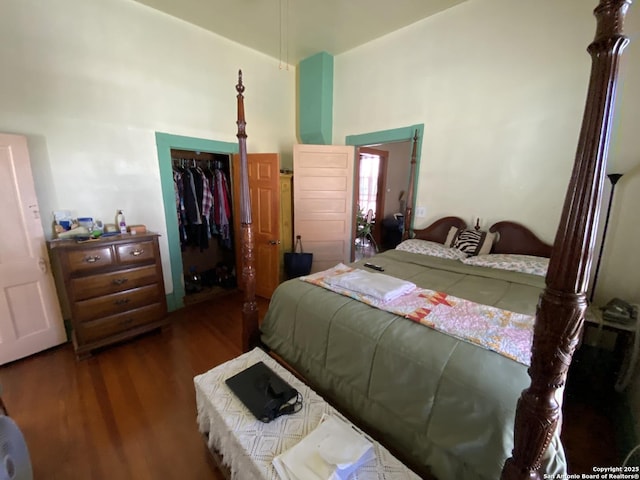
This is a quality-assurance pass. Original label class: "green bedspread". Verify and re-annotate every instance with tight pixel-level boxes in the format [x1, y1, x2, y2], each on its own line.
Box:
[260, 249, 567, 480]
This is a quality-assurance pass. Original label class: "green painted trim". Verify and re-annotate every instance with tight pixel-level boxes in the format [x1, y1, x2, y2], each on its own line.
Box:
[155, 132, 238, 311]
[165, 292, 180, 313]
[299, 52, 333, 144]
[346, 124, 424, 233]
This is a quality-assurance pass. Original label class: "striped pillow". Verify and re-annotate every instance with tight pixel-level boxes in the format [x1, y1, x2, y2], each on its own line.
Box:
[447, 228, 495, 256]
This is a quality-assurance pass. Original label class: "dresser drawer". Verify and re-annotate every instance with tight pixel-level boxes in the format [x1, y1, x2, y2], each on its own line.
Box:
[74, 284, 162, 322]
[75, 303, 165, 344]
[116, 241, 155, 265]
[71, 265, 158, 301]
[66, 246, 114, 273]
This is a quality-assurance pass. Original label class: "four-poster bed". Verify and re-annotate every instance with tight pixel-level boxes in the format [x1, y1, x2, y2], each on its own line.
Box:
[232, 1, 634, 478]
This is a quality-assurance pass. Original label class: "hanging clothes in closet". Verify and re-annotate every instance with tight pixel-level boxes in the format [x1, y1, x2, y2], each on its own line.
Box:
[172, 159, 233, 251]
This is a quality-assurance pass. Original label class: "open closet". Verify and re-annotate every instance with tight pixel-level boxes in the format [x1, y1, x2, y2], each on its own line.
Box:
[171, 148, 237, 304]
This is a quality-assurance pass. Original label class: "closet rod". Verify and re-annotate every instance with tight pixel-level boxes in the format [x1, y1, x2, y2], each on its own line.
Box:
[171, 157, 225, 170]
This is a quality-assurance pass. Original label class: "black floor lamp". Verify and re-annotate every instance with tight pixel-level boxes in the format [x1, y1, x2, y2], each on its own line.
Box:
[589, 173, 623, 303]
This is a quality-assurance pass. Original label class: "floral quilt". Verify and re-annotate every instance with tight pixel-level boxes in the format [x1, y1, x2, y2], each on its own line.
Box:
[301, 264, 534, 365]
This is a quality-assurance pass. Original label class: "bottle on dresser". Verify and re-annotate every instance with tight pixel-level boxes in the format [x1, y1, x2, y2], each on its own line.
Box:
[116, 210, 127, 234]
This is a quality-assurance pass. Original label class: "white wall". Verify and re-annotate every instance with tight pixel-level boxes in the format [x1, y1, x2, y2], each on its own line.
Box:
[0, 0, 297, 294]
[335, 0, 593, 239]
[334, 0, 640, 438]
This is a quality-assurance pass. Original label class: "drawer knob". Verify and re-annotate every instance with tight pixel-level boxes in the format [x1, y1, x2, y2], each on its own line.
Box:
[84, 255, 101, 263]
[130, 249, 144, 256]
[112, 278, 129, 286]
[114, 298, 131, 305]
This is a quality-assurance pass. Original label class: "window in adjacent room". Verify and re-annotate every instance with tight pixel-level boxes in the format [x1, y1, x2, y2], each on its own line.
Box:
[358, 152, 380, 217]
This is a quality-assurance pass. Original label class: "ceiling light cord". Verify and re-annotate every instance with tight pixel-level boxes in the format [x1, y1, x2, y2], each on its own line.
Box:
[279, 0, 289, 71]
[279, 0, 282, 69]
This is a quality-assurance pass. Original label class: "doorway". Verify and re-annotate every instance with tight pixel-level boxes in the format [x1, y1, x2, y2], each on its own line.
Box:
[346, 124, 424, 261]
[170, 148, 237, 306]
[156, 132, 238, 311]
[355, 147, 388, 253]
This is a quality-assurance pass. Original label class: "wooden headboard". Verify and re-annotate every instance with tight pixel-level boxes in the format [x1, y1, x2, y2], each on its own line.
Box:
[489, 221, 553, 258]
[412, 216, 467, 244]
[411, 218, 553, 259]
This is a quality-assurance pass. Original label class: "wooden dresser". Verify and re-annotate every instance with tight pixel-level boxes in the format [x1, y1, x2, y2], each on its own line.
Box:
[48, 233, 168, 359]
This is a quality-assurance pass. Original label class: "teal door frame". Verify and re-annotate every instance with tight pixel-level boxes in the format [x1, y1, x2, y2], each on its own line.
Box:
[345, 123, 424, 235]
[155, 132, 238, 311]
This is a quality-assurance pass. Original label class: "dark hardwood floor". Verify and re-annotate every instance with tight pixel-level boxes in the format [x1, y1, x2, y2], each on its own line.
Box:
[0, 292, 267, 480]
[0, 291, 623, 479]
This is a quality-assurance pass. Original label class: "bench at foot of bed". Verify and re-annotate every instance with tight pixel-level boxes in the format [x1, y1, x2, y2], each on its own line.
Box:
[194, 347, 420, 480]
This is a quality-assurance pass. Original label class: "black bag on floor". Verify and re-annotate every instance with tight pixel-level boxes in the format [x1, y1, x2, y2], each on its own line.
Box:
[284, 235, 313, 279]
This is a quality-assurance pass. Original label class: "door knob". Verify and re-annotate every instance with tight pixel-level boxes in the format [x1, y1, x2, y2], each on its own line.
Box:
[268, 240, 281, 245]
[38, 257, 48, 273]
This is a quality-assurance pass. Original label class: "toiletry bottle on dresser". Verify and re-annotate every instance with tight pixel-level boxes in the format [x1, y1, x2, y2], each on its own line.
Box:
[117, 210, 127, 234]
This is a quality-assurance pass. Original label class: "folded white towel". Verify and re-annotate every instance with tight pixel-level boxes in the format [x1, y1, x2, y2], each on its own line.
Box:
[273, 414, 375, 480]
[325, 268, 416, 302]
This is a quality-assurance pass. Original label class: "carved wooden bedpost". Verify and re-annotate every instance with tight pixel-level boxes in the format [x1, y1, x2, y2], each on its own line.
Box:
[402, 129, 419, 240]
[502, 1, 632, 479]
[236, 70, 259, 352]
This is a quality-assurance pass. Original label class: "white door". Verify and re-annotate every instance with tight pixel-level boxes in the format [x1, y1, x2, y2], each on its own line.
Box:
[293, 144, 355, 272]
[0, 133, 66, 365]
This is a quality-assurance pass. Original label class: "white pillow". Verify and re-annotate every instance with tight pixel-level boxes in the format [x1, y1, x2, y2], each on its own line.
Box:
[396, 239, 468, 261]
[461, 253, 549, 277]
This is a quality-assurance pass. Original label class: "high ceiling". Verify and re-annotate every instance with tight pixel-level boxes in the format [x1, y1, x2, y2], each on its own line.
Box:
[133, 0, 467, 64]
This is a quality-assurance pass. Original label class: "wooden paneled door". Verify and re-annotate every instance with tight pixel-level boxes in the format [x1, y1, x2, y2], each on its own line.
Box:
[293, 144, 355, 272]
[0, 133, 67, 365]
[232, 153, 280, 299]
